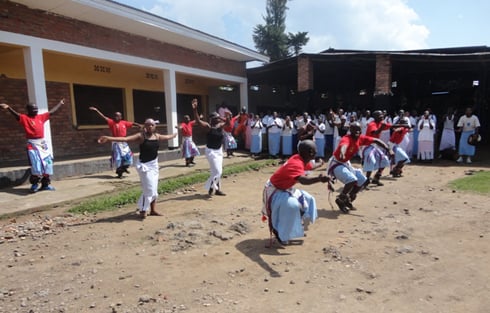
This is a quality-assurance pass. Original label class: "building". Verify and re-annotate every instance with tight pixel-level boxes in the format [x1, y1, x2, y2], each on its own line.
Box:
[247, 47, 489, 140]
[0, 0, 268, 165]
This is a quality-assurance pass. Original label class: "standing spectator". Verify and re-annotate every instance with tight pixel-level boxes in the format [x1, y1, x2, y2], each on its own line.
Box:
[456, 107, 480, 164]
[176, 114, 200, 167]
[97, 119, 177, 218]
[281, 115, 294, 158]
[1, 99, 65, 192]
[417, 110, 436, 161]
[250, 114, 264, 157]
[313, 117, 326, 161]
[192, 99, 227, 197]
[359, 109, 373, 135]
[438, 108, 457, 154]
[267, 111, 283, 158]
[89, 106, 141, 178]
[244, 112, 253, 151]
[324, 110, 335, 154]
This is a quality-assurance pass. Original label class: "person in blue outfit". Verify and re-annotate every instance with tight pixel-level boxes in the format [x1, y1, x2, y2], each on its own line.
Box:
[262, 140, 329, 245]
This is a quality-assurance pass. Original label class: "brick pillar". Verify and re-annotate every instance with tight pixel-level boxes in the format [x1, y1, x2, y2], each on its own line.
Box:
[297, 55, 313, 92]
[374, 54, 392, 110]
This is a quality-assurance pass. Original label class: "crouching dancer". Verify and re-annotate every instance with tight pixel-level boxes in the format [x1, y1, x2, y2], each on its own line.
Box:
[262, 140, 330, 245]
[327, 122, 391, 213]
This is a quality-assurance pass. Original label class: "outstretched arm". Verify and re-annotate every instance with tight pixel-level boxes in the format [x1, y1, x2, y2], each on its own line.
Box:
[297, 173, 330, 185]
[49, 98, 65, 114]
[192, 98, 210, 129]
[89, 106, 110, 121]
[0, 102, 21, 120]
[98, 132, 142, 144]
[157, 132, 178, 141]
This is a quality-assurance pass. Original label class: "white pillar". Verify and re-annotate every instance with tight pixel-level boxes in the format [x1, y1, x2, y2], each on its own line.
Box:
[239, 81, 248, 112]
[163, 69, 179, 148]
[23, 46, 53, 154]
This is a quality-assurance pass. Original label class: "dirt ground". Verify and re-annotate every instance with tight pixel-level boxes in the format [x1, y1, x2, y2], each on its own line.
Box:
[1, 160, 489, 313]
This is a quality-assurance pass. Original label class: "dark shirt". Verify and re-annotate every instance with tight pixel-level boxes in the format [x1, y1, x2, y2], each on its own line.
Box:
[207, 127, 223, 149]
[139, 138, 159, 163]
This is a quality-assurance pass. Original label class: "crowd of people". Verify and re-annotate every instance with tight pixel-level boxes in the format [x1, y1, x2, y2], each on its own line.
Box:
[0, 99, 482, 241]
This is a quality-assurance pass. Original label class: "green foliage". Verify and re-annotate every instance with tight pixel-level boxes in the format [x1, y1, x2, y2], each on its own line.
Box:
[449, 171, 490, 194]
[253, 0, 309, 61]
[68, 159, 276, 214]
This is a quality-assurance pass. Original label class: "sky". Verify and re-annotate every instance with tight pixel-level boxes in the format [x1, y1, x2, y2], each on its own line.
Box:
[113, 0, 489, 55]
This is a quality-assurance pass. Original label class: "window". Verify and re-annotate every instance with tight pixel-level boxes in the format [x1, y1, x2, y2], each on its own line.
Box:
[133, 90, 166, 124]
[73, 84, 124, 125]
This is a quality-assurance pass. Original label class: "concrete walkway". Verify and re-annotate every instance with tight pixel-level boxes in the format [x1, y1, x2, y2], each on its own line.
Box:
[0, 151, 255, 218]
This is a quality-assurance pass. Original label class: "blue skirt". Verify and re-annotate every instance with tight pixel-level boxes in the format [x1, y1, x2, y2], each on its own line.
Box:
[459, 131, 476, 156]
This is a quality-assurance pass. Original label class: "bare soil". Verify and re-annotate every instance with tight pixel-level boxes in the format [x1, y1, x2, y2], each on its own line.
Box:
[1, 161, 489, 313]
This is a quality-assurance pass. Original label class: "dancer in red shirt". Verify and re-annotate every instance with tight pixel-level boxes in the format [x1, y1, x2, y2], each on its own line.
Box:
[176, 115, 200, 166]
[327, 122, 390, 213]
[263, 140, 329, 245]
[1, 99, 65, 192]
[89, 107, 141, 178]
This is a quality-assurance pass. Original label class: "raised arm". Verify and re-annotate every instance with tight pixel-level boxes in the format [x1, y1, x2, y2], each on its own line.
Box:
[49, 98, 65, 114]
[89, 106, 110, 121]
[0, 102, 21, 120]
[192, 98, 210, 129]
[98, 132, 143, 144]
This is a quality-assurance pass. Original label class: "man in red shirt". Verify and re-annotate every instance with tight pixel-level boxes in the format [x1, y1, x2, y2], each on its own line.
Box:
[388, 118, 411, 177]
[363, 110, 394, 186]
[1, 99, 65, 192]
[176, 115, 200, 166]
[89, 107, 141, 178]
[327, 122, 390, 213]
[262, 140, 330, 245]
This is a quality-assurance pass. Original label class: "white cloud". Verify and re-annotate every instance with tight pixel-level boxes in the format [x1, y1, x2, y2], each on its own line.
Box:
[125, 0, 429, 52]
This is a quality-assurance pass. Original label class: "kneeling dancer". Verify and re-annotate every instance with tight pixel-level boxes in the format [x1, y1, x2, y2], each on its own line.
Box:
[327, 122, 391, 213]
[262, 140, 330, 245]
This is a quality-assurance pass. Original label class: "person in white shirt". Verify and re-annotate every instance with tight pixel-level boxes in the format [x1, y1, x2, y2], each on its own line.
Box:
[439, 108, 457, 152]
[324, 110, 335, 154]
[456, 107, 480, 164]
[250, 114, 264, 157]
[267, 111, 284, 158]
[281, 115, 294, 158]
[417, 111, 436, 161]
[314, 118, 326, 160]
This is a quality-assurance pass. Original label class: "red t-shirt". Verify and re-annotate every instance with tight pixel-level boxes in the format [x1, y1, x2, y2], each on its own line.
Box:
[366, 121, 391, 139]
[390, 128, 408, 144]
[18, 112, 50, 139]
[270, 154, 313, 190]
[333, 134, 374, 162]
[107, 118, 133, 137]
[224, 116, 237, 132]
[180, 121, 195, 137]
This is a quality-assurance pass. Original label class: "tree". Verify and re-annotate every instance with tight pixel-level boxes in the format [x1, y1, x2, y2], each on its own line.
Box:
[253, 0, 309, 62]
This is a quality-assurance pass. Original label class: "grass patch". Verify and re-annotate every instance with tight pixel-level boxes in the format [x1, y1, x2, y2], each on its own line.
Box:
[448, 170, 490, 194]
[68, 159, 276, 214]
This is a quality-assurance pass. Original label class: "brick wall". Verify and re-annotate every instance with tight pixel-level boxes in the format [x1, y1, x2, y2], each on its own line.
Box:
[375, 54, 392, 95]
[0, 1, 246, 77]
[297, 55, 313, 92]
[0, 79, 147, 164]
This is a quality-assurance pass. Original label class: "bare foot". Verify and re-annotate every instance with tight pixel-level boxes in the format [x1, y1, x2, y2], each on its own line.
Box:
[140, 211, 147, 219]
[149, 210, 163, 216]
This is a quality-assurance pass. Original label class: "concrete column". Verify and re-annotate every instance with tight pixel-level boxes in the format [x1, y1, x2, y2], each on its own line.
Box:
[23, 46, 53, 154]
[163, 69, 179, 148]
[239, 81, 248, 111]
[297, 55, 314, 92]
